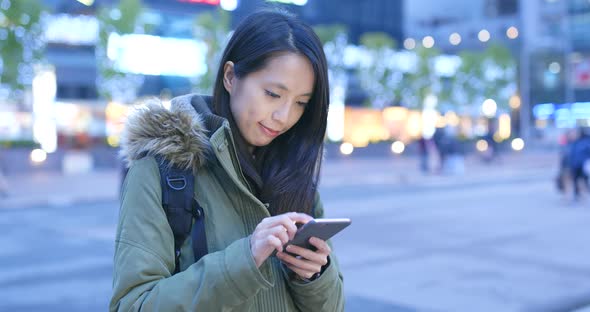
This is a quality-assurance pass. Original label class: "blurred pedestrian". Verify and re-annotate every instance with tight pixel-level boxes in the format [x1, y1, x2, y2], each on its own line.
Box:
[555, 128, 576, 194]
[440, 126, 464, 175]
[110, 9, 344, 312]
[417, 136, 429, 173]
[0, 146, 8, 197]
[432, 127, 446, 172]
[568, 127, 590, 201]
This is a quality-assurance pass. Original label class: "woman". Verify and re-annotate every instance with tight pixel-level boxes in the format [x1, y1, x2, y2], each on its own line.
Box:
[110, 8, 345, 312]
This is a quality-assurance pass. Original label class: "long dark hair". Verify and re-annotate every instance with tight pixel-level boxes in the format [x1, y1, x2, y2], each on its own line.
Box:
[212, 9, 329, 216]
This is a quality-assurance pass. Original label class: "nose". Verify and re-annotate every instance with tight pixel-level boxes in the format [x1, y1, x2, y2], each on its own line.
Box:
[272, 101, 291, 125]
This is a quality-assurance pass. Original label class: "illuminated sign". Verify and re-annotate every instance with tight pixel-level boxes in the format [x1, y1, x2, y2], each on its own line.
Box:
[177, 0, 220, 4]
[45, 14, 99, 45]
[266, 0, 308, 5]
[107, 33, 207, 77]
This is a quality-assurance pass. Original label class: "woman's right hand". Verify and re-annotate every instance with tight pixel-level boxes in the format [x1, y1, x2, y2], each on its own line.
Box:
[250, 212, 313, 268]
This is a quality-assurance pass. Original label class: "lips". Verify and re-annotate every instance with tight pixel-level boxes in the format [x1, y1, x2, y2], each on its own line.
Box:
[259, 123, 280, 137]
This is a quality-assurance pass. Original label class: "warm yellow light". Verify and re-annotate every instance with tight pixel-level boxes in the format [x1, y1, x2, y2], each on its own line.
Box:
[107, 135, 120, 147]
[350, 133, 369, 148]
[404, 38, 416, 50]
[478, 29, 491, 42]
[30, 149, 47, 164]
[498, 113, 511, 139]
[383, 106, 408, 122]
[535, 119, 548, 129]
[476, 139, 489, 152]
[445, 111, 460, 127]
[460, 117, 473, 138]
[436, 115, 447, 128]
[391, 141, 405, 154]
[449, 32, 461, 45]
[340, 143, 354, 155]
[511, 138, 525, 151]
[493, 132, 503, 143]
[344, 107, 388, 147]
[422, 36, 435, 48]
[406, 111, 423, 138]
[506, 26, 519, 39]
[509, 95, 521, 109]
[106, 101, 128, 120]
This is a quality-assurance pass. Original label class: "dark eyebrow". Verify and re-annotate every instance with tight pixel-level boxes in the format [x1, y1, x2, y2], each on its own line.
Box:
[271, 83, 312, 97]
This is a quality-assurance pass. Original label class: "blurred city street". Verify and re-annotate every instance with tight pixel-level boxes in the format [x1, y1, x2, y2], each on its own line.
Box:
[2, 151, 590, 312]
[2, 0, 590, 311]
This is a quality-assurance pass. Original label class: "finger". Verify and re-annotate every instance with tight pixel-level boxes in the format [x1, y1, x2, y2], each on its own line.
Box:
[259, 226, 290, 246]
[261, 215, 300, 240]
[285, 212, 314, 225]
[277, 251, 322, 273]
[285, 244, 327, 266]
[309, 237, 332, 255]
[283, 262, 316, 280]
[266, 235, 284, 253]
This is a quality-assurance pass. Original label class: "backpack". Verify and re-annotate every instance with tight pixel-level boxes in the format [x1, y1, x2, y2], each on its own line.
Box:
[150, 155, 208, 274]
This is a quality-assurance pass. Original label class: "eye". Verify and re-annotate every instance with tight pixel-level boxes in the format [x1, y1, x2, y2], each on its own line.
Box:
[264, 90, 280, 98]
[296, 101, 309, 107]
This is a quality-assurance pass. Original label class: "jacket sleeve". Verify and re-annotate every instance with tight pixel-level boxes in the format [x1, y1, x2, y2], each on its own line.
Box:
[280, 192, 345, 312]
[110, 157, 273, 311]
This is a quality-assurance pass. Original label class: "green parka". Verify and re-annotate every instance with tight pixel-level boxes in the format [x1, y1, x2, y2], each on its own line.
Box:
[110, 94, 345, 311]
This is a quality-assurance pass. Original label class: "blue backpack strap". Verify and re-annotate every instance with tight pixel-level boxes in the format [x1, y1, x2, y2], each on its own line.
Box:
[154, 155, 208, 274]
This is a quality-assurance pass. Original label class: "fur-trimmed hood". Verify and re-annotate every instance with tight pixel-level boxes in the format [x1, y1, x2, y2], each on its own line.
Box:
[119, 94, 214, 173]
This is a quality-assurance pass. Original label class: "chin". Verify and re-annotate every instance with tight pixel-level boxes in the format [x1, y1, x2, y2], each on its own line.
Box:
[250, 138, 274, 147]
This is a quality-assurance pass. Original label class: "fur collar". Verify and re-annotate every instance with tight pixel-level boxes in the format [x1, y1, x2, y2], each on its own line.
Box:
[119, 95, 211, 173]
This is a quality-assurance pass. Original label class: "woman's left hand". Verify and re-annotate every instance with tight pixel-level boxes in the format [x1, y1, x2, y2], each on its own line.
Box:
[276, 237, 331, 280]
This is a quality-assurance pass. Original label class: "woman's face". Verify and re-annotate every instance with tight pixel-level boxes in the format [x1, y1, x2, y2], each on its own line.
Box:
[223, 52, 315, 151]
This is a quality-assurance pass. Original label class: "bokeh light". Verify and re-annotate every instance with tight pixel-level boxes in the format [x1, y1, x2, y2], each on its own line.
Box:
[403, 38, 416, 50]
[340, 142, 354, 155]
[478, 29, 490, 42]
[449, 32, 461, 45]
[476, 139, 489, 152]
[30, 148, 47, 164]
[511, 138, 525, 151]
[391, 141, 405, 154]
[422, 36, 434, 48]
[506, 26, 519, 39]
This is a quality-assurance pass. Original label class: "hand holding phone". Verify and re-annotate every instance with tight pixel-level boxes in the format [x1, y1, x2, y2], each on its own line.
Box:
[285, 218, 351, 253]
[276, 218, 351, 280]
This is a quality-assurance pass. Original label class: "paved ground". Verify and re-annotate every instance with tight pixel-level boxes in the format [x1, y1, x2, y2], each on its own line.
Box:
[2, 151, 590, 311]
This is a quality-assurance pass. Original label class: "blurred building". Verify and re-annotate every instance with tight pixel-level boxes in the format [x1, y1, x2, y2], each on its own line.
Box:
[31, 0, 406, 148]
[404, 0, 590, 138]
[42, 0, 219, 101]
[404, 0, 519, 52]
[233, 0, 403, 45]
[233, 0, 404, 107]
[34, 0, 222, 148]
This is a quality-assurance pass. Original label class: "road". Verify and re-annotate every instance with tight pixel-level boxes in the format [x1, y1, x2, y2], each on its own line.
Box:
[1, 154, 590, 311]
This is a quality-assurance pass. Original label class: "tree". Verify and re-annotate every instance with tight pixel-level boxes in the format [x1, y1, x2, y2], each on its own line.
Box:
[313, 24, 348, 98]
[192, 8, 230, 94]
[481, 43, 516, 112]
[401, 46, 441, 110]
[451, 50, 484, 115]
[314, 24, 349, 142]
[0, 0, 45, 106]
[450, 44, 516, 116]
[356, 32, 398, 108]
[96, 0, 144, 103]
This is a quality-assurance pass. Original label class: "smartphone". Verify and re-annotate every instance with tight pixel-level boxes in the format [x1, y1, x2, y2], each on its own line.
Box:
[285, 218, 351, 254]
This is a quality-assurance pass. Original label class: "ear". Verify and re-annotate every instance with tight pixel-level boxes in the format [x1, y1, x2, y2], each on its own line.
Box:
[223, 61, 235, 94]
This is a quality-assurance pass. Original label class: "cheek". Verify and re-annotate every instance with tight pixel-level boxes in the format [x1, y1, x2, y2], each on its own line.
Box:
[288, 108, 306, 128]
